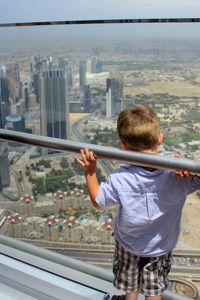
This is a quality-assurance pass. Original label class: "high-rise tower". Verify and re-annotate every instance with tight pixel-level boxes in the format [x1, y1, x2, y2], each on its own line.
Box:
[83, 85, 91, 112]
[0, 141, 10, 188]
[58, 58, 73, 91]
[66, 63, 73, 91]
[39, 69, 70, 142]
[106, 78, 123, 118]
[6, 64, 21, 98]
[31, 56, 53, 104]
[0, 76, 10, 128]
[79, 60, 86, 89]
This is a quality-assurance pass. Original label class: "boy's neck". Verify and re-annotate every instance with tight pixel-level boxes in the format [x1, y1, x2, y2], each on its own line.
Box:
[140, 148, 158, 155]
[139, 148, 158, 171]
[122, 142, 159, 155]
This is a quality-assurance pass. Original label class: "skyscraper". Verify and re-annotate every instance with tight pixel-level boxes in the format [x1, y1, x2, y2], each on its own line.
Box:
[79, 59, 86, 89]
[66, 63, 73, 91]
[83, 85, 92, 112]
[32, 73, 40, 104]
[58, 58, 73, 91]
[39, 69, 70, 142]
[22, 82, 29, 112]
[0, 141, 10, 189]
[6, 64, 21, 99]
[31, 56, 53, 104]
[106, 78, 123, 118]
[0, 76, 10, 128]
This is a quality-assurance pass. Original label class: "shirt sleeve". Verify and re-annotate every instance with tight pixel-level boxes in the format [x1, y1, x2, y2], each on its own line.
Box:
[95, 175, 119, 209]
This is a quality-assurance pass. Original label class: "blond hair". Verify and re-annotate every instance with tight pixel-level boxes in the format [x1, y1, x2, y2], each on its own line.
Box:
[117, 105, 160, 151]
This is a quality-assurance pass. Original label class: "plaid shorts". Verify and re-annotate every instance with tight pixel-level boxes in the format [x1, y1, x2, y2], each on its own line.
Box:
[113, 240, 172, 296]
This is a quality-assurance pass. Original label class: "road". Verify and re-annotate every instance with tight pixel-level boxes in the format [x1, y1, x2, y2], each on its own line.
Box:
[21, 238, 200, 276]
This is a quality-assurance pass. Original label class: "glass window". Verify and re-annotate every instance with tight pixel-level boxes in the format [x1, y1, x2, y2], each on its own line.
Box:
[0, 20, 200, 299]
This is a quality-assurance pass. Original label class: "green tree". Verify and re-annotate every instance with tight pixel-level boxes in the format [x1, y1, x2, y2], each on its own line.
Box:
[60, 157, 68, 169]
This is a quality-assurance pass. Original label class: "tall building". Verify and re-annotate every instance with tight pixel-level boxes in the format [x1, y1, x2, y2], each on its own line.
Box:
[39, 69, 70, 142]
[58, 57, 66, 69]
[79, 59, 86, 89]
[32, 73, 40, 104]
[83, 85, 92, 112]
[31, 56, 53, 104]
[0, 141, 10, 189]
[66, 63, 73, 91]
[106, 78, 123, 118]
[58, 58, 73, 91]
[6, 64, 21, 98]
[22, 82, 29, 112]
[0, 76, 10, 128]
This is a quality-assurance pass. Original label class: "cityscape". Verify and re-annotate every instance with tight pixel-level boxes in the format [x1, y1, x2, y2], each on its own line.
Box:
[1, 26, 200, 298]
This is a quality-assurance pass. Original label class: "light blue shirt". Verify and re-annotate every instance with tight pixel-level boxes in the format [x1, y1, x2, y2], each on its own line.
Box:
[96, 165, 200, 257]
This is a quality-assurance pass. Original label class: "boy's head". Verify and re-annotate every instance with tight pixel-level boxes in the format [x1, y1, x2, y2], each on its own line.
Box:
[117, 105, 162, 152]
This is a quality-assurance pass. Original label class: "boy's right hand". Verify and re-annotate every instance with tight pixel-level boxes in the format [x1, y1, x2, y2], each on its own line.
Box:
[75, 148, 97, 174]
[175, 154, 190, 179]
[176, 170, 190, 178]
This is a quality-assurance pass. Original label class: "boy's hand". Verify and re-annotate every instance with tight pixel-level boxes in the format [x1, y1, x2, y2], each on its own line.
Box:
[75, 148, 97, 174]
[175, 154, 190, 179]
[176, 170, 190, 179]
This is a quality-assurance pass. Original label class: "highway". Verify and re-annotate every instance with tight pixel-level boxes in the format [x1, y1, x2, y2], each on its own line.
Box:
[50, 248, 200, 274]
[51, 249, 114, 269]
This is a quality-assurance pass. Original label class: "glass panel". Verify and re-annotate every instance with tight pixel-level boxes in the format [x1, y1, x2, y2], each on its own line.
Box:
[0, 22, 200, 298]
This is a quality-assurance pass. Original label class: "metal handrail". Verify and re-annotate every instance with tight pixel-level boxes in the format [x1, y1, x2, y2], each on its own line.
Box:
[0, 128, 200, 173]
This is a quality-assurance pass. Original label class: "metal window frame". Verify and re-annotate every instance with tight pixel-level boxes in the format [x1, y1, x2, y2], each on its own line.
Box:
[0, 17, 200, 28]
[0, 235, 193, 300]
[0, 235, 116, 300]
[0, 15, 199, 300]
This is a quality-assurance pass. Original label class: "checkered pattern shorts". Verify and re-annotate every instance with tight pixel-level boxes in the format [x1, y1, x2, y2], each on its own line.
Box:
[113, 240, 172, 296]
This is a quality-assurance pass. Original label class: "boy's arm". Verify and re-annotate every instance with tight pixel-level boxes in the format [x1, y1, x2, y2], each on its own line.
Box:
[85, 170, 100, 209]
[75, 148, 101, 209]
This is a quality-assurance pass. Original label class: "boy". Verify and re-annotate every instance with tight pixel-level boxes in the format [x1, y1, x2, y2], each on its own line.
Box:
[75, 105, 200, 300]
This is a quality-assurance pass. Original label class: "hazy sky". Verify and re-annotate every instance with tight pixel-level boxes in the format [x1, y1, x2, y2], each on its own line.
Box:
[1, 0, 200, 23]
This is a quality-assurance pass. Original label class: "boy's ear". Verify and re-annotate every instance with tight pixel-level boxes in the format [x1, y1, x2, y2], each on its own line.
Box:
[158, 133, 163, 145]
[121, 140, 129, 150]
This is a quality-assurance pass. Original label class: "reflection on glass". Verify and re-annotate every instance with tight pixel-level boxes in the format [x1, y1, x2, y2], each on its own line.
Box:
[0, 23, 200, 298]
